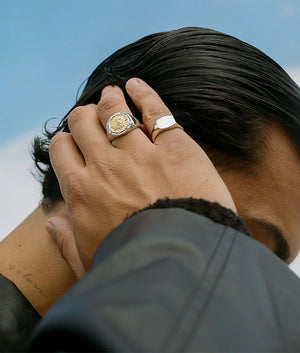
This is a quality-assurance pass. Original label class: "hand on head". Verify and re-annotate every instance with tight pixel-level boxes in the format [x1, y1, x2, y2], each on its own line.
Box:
[46, 78, 237, 274]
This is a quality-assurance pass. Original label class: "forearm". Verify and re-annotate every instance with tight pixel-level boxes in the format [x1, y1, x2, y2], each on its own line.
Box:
[0, 205, 76, 316]
[29, 207, 300, 352]
[29, 204, 250, 351]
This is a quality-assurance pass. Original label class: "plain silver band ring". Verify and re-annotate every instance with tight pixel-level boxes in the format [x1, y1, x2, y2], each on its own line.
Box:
[153, 115, 177, 130]
[152, 115, 183, 141]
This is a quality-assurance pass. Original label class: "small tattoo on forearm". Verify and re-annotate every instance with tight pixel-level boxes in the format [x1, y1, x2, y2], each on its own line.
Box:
[8, 264, 47, 298]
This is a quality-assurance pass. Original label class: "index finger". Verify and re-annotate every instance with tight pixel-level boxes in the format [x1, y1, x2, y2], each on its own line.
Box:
[49, 132, 85, 200]
[125, 78, 185, 144]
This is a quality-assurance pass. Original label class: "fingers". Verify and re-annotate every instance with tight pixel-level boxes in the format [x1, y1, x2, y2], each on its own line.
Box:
[67, 80, 183, 154]
[97, 85, 152, 149]
[68, 104, 111, 162]
[125, 78, 186, 145]
[46, 216, 86, 279]
[49, 132, 85, 196]
[53, 79, 185, 187]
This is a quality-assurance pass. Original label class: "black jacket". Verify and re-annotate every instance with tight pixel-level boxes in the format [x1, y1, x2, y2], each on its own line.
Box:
[28, 207, 300, 352]
[0, 274, 40, 352]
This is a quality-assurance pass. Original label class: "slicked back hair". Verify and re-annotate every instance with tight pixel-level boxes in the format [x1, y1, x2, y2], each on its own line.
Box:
[32, 27, 300, 210]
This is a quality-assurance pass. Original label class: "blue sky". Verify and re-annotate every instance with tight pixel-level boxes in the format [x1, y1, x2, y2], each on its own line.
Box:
[1, 0, 300, 274]
[1, 0, 300, 146]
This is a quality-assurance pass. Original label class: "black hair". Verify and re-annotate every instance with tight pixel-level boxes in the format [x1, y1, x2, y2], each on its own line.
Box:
[32, 27, 300, 210]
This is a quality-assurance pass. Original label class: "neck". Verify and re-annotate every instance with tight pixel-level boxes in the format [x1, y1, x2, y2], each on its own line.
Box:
[0, 203, 76, 316]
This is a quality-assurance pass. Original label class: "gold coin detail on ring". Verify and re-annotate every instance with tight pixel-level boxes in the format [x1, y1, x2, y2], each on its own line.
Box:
[107, 112, 136, 136]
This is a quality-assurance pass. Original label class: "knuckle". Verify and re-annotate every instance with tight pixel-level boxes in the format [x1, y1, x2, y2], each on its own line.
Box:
[163, 139, 193, 160]
[134, 89, 169, 122]
[98, 95, 123, 112]
[68, 106, 88, 126]
[135, 88, 153, 101]
[147, 107, 169, 122]
[69, 106, 87, 119]
[49, 132, 68, 154]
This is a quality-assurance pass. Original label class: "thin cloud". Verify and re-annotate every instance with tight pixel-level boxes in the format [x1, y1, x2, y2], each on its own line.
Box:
[0, 131, 41, 238]
[281, 3, 297, 17]
[286, 67, 300, 86]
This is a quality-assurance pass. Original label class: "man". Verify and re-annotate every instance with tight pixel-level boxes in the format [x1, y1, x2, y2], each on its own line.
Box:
[29, 80, 300, 352]
[0, 27, 299, 351]
[32, 26, 300, 264]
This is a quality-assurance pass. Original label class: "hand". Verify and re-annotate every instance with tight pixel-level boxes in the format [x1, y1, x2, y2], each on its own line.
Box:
[46, 216, 86, 279]
[48, 78, 237, 269]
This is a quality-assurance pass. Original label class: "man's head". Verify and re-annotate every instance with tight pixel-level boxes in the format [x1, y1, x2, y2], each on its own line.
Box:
[33, 27, 300, 263]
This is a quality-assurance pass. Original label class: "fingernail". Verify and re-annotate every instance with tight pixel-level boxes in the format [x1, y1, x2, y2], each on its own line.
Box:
[101, 85, 114, 97]
[46, 221, 56, 238]
[126, 78, 141, 92]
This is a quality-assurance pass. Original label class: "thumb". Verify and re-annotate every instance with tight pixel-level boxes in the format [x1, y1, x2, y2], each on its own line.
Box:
[46, 216, 86, 279]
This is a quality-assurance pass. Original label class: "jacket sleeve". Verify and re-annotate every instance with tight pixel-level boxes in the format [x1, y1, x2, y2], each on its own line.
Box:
[0, 274, 41, 352]
[28, 208, 300, 352]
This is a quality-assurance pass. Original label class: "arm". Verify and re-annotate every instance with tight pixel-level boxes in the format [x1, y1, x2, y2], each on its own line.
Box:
[28, 79, 300, 352]
[0, 204, 77, 317]
[29, 207, 300, 352]
[43, 78, 238, 271]
[0, 204, 78, 351]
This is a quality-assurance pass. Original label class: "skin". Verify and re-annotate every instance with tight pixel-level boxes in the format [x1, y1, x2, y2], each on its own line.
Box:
[47, 78, 238, 270]
[221, 125, 300, 264]
[0, 78, 299, 316]
[52, 123, 300, 276]
[0, 203, 77, 315]
[48, 79, 300, 274]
